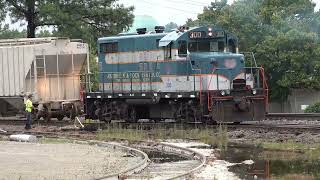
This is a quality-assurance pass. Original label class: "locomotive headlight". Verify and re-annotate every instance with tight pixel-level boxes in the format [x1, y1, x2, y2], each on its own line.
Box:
[208, 32, 213, 36]
[252, 89, 257, 95]
[208, 28, 212, 31]
[220, 90, 226, 96]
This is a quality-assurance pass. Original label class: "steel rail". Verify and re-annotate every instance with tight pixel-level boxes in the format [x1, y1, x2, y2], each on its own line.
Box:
[0, 119, 72, 126]
[265, 113, 320, 121]
[128, 141, 206, 179]
[93, 141, 150, 180]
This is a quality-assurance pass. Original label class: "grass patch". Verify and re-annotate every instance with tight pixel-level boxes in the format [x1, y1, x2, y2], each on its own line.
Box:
[256, 140, 320, 159]
[96, 123, 229, 149]
[96, 123, 148, 142]
[257, 140, 309, 152]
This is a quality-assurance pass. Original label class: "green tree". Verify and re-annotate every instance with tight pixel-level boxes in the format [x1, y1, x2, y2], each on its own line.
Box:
[2, 0, 134, 41]
[0, 24, 26, 39]
[164, 22, 178, 32]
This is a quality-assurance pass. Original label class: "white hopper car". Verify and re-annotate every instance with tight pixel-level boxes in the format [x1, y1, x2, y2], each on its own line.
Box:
[0, 37, 89, 120]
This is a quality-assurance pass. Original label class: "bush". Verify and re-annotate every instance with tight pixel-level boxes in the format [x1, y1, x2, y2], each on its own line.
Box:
[304, 102, 320, 113]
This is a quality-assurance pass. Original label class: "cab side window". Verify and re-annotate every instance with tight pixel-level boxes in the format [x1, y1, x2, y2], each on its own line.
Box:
[228, 39, 236, 53]
[218, 41, 224, 52]
[178, 40, 187, 56]
[100, 42, 118, 53]
[164, 42, 172, 60]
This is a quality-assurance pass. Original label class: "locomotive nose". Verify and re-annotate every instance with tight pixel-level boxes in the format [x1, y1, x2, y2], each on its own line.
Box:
[188, 52, 243, 74]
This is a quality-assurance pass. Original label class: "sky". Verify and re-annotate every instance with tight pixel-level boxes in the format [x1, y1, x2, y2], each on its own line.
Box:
[119, 0, 320, 26]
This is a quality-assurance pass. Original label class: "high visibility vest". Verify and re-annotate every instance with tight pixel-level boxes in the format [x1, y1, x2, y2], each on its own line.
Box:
[25, 99, 33, 112]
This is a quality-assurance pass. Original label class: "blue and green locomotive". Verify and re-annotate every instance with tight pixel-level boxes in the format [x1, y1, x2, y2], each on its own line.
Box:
[84, 26, 268, 123]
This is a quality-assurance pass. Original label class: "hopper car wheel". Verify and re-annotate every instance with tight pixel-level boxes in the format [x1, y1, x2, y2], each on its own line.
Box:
[69, 105, 77, 120]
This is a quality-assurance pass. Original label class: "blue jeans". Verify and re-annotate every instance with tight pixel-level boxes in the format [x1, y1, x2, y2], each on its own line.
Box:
[26, 112, 32, 129]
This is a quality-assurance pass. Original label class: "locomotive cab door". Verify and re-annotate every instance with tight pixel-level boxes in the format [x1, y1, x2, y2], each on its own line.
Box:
[139, 62, 154, 92]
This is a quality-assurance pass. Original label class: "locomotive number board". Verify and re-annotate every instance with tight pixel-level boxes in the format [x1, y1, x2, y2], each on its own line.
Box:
[189, 31, 225, 39]
[189, 31, 206, 39]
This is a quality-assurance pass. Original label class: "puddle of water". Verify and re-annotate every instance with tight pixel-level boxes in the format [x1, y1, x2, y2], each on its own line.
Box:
[143, 150, 189, 163]
[219, 144, 320, 179]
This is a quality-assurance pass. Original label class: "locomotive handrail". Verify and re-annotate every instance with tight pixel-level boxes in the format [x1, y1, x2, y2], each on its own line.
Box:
[188, 59, 202, 104]
[259, 67, 269, 112]
[241, 52, 258, 67]
[82, 71, 159, 94]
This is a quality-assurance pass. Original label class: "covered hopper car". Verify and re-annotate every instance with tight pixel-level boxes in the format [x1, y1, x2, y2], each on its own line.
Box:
[84, 26, 268, 123]
[0, 37, 89, 120]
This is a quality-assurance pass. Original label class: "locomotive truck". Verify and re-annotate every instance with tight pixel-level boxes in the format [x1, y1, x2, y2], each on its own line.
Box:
[83, 26, 268, 123]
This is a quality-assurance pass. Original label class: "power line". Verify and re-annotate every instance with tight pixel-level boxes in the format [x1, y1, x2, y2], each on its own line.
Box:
[140, 0, 201, 14]
[166, 0, 211, 7]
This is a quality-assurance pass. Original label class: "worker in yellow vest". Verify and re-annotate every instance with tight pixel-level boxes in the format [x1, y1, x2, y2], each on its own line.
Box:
[25, 94, 33, 130]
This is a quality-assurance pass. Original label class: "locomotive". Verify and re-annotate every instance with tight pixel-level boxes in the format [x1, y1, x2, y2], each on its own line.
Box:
[83, 26, 268, 123]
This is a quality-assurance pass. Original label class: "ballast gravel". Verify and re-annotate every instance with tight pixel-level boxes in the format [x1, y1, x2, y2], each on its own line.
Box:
[0, 141, 142, 180]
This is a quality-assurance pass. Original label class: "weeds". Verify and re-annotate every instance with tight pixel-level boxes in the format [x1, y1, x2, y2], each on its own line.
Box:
[96, 123, 148, 142]
[258, 140, 309, 152]
[39, 138, 74, 144]
[96, 123, 229, 148]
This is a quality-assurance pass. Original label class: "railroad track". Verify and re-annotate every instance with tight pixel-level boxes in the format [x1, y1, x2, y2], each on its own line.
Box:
[266, 113, 320, 120]
[1, 113, 320, 132]
[0, 117, 73, 126]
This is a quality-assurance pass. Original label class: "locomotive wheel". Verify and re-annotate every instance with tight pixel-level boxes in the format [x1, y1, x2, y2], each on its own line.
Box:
[128, 107, 137, 123]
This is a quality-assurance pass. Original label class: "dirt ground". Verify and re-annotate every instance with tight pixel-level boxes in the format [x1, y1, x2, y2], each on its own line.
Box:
[0, 141, 142, 180]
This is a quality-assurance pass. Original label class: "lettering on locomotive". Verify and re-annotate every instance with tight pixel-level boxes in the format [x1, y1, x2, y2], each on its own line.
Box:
[105, 72, 161, 83]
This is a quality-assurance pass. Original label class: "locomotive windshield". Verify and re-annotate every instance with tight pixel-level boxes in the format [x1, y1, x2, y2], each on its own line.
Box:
[188, 41, 225, 52]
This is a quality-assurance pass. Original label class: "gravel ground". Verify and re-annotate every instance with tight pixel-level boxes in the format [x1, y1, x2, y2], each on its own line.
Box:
[228, 128, 320, 144]
[0, 141, 142, 180]
[254, 119, 320, 125]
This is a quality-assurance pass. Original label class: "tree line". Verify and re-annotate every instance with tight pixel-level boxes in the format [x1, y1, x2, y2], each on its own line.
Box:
[0, 0, 134, 47]
[0, 0, 319, 102]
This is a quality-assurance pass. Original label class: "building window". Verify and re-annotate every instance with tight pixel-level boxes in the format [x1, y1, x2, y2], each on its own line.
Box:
[100, 42, 118, 53]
